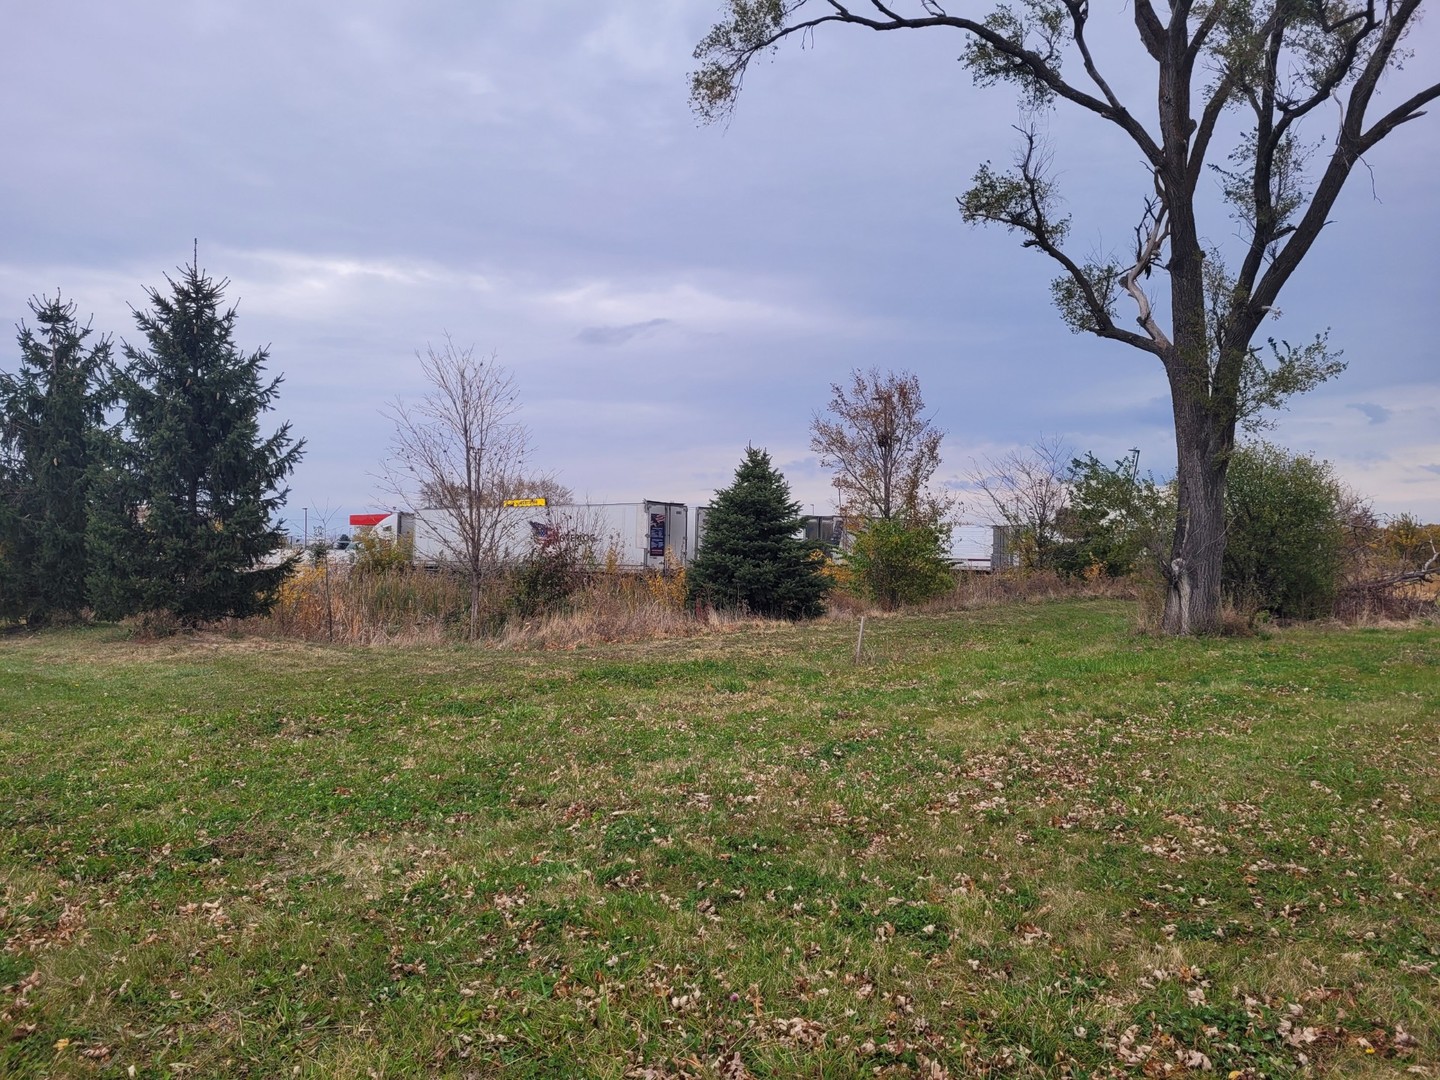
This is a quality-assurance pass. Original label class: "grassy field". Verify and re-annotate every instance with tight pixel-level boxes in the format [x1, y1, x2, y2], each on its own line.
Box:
[1, 600, 1437, 1078]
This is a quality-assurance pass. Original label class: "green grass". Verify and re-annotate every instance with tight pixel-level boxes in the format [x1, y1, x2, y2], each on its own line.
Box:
[1, 600, 1437, 1077]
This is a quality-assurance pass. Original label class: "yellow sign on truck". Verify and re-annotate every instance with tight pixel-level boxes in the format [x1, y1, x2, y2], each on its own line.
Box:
[502, 497, 548, 508]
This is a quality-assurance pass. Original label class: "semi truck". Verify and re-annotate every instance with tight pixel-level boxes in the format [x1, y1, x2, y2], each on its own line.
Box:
[351, 507, 1008, 572]
[358, 501, 691, 570]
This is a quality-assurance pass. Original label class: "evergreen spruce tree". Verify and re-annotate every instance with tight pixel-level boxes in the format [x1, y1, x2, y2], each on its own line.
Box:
[88, 262, 303, 623]
[0, 296, 112, 626]
[687, 446, 828, 619]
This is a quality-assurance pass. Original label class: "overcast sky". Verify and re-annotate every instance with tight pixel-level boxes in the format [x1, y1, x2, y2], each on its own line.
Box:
[3, 1, 1437, 533]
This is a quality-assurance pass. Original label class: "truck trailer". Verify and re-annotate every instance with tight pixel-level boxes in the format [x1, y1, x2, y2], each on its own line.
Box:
[541, 501, 688, 570]
[364, 501, 691, 570]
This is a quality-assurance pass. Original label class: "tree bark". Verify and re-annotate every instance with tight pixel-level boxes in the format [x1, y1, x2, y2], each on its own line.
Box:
[1164, 392, 1228, 634]
[1158, 17, 1230, 637]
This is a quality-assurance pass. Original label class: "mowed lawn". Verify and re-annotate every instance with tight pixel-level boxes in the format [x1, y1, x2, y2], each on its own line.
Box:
[1, 601, 1437, 1078]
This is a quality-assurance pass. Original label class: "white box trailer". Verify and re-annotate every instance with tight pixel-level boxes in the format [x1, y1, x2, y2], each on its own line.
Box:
[369, 507, 541, 567]
[692, 509, 853, 558]
[542, 501, 688, 570]
[370, 501, 690, 570]
[951, 525, 997, 571]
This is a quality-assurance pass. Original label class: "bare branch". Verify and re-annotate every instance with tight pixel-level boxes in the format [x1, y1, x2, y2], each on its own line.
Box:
[692, 0, 1162, 164]
[1132, 0, 1165, 62]
[1251, 0, 1429, 314]
[381, 336, 534, 639]
[1119, 191, 1173, 349]
[1062, 0, 1127, 115]
[810, 367, 951, 524]
[1188, 73, 1236, 194]
[1359, 82, 1440, 152]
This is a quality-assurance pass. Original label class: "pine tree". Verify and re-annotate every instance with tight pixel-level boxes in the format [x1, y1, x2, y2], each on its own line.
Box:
[87, 262, 303, 623]
[688, 447, 829, 619]
[0, 296, 112, 626]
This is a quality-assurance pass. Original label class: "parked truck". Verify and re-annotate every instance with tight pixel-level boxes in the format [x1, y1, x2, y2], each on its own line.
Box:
[356, 505, 1005, 572]
[542, 501, 688, 570]
[361, 501, 691, 570]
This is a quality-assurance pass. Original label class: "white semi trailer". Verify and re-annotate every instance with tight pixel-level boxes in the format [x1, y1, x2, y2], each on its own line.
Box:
[366, 508, 535, 566]
[542, 501, 688, 570]
[368, 501, 691, 570]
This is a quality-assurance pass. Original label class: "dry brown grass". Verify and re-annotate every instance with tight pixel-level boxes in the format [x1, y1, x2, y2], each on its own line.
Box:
[239, 559, 738, 649]
[239, 562, 481, 644]
[239, 562, 1157, 649]
[919, 568, 1137, 614]
[495, 568, 763, 649]
[495, 595, 729, 650]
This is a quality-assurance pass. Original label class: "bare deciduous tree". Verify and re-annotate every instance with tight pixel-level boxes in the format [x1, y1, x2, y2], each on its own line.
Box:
[968, 436, 1072, 569]
[810, 368, 950, 525]
[692, 0, 1439, 634]
[382, 336, 532, 639]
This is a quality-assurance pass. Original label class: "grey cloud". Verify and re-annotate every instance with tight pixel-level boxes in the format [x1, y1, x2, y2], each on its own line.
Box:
[2, 4, 1437, 524]
[1348, 402, 1392, 425]
[576, 318, 671, 346]
[1422, 464, 1440, 476]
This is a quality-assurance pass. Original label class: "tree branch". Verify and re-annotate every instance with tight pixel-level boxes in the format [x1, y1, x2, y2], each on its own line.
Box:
[1359, 82, 1440, 152]
[693, 1, 1162, 164]
[963, 128, 1163, 355]
[1119, 193, 1173, 350]
[1187, 73, 1235, 195]
[1251, 0, 1428, 314]
[1132, 0, 1165, 62]
[1063, 0, 1128, 118]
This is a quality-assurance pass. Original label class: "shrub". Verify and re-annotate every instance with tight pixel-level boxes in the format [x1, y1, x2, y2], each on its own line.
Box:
[845, 518, 954, 609]
[351, 530, 413, 577]
[1334, 510, 1440, 621]
[511, 546, 590, 619]
[1055, 453, 1173, 579]
[1223, 442, 1345, 620]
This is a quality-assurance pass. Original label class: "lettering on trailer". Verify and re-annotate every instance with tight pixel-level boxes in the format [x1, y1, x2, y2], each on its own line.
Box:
[503, 497, 548, 507]
[648, 513, 667, 557]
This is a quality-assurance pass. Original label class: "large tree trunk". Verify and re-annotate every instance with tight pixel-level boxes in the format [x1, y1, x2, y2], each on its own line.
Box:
[1161, 201, 1232, 636]
[1162, 371, 1231, 635]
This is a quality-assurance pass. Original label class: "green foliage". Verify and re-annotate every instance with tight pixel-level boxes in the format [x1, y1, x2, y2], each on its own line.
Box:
[960, 158, 1069, 245]
[1238, 333, 1346, 432]
[1055, 453, 1174, 579]
[1202, 251, 1346, 431]
[0, 295, 112, 625]
[959, 0, 1066, 109]
[87, 263, 303, 624]
[846, 518, 955, 610]
[688, 0, 788, 122]
[350, 530, 414, 578]
[1223, 442, 1345, 619]
[687, 446, 829, 618]
[1050, 261, 1122, 335]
